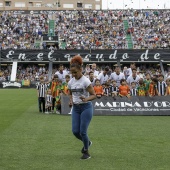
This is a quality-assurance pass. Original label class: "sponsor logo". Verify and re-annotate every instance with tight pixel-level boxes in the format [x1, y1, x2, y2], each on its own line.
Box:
[94, 101, 170, 112]
[2, 82, 21, 88]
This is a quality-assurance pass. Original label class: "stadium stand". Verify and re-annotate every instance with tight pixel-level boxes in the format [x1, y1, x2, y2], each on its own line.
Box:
[0, 10, 169, 50]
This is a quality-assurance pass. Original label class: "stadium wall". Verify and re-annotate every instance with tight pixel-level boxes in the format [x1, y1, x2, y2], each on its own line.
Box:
[61, 95, 170, 116]
[1, 49, 170, 63]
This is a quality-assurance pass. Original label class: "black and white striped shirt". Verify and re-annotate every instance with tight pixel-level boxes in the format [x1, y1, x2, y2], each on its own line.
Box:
[37, 83, 47, 97]
[46, 94, 53, 103]
[157, 81, 167, 96]
[110, 86, 119, 93]
[104, 87, 110, 96]
[46, 94, 53, 105]
[130, 88, 137, 96]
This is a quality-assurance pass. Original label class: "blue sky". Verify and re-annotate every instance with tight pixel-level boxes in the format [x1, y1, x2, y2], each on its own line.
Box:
[102, 0, 170, 9]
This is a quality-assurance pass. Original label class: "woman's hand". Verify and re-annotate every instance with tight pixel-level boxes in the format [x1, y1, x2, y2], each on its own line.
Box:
[79, 96, 87, 102]
[69, 101, 73, 107]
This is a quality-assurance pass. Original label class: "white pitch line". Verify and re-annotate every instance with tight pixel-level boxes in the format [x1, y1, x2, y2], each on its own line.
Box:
[95, 109, 110, 111]
[160, 109, 170, 111]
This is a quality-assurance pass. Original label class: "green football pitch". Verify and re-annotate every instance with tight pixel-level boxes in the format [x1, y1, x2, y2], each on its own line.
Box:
[0, 89, 170, 170]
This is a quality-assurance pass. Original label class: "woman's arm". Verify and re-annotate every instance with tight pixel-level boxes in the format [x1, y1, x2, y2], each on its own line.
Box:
[80, 84, 96, 102]
[68, 89, 73, 106]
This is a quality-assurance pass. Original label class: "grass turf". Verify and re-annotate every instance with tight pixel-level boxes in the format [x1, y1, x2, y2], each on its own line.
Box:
[0, 89, 170, 170]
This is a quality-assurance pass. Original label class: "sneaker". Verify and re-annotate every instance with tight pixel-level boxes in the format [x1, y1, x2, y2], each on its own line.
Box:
[81, 141, 92, 153]
[81, 150, 91, 160]
[56, 110, 60, 114]
[45, 111, 49, 114]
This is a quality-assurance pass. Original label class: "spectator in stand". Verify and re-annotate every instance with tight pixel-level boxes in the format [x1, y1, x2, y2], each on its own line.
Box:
[0, 10, 169, 50]
[129, 10, 170, 49]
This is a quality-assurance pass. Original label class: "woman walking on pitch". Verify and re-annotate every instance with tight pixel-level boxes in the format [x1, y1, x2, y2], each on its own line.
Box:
[68, 55, 96, 160]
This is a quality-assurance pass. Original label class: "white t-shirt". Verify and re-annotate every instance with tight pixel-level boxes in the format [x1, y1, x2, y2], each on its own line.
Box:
[55, 70, 68, 83]
[110, 72, 125, 86]
[126, 68, 132, 77]
[89, 78, 96, 86]
[92, 70, 99, 77]
[97, 72, 109, 85]
[68, 75, 91, 104]
[126, 75, 140, 86]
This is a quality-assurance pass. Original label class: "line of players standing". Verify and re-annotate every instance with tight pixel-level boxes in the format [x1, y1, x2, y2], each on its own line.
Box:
[37, 63, 170, 114]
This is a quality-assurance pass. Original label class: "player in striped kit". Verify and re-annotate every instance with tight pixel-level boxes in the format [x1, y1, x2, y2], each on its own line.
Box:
[110, 80, 119, 99]
[157, 75, 167, 96]
[37, 76, 47, 113]
[130, 82, 137, 96]
[103, 82, 111, 96]
[45, 89, 53, 114]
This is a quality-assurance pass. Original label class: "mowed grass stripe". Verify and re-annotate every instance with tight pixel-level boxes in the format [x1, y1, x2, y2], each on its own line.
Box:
[0, 89, 37, 132]
[0, 89, 170, 170]
[0, 103, 75, 170]
[92, 116, 170, 170]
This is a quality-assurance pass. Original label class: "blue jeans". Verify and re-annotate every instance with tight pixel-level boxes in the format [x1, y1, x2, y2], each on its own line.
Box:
[72, 102, 93, 150]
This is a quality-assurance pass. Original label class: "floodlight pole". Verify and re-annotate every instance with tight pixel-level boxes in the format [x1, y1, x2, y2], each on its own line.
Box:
[48, 61, 53, 81]
[159, 60, 165, 79]
[117, 60, 121, 69]
[0, 49, 1, 70]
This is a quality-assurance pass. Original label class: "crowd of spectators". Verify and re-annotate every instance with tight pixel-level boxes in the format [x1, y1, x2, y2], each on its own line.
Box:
[128, 10, 170, 49]
[0, 9, 169, 50]
[0, 11, 48, 49]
